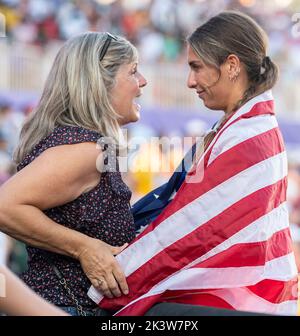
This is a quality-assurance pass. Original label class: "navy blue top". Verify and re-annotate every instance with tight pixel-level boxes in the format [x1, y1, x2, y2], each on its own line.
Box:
[17, 125, 136, 308]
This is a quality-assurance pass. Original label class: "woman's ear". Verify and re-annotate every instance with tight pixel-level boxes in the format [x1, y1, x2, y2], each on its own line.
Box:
[226, 54, 241, 82]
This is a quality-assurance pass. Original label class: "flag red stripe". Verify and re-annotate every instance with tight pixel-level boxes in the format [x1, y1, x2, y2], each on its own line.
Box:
[197, 227, 292, 268]
[247, 278, 298, 303]
[203, 100, 275, 166]
[114, 293, 163, 316]
[161, 277, 298, 305]
[162, 290, 234, 310]
[115, 277, 296, 316]
[116, 291, 234, 316]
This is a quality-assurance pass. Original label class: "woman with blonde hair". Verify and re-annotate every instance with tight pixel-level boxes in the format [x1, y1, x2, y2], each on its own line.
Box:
[0, 32, 147, 316]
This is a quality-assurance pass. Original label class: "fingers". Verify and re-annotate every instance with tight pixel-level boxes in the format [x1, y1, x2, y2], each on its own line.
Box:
[105, 273, 122, 298]
[112, 263, 129, 296]
[90, 260, 129, 298]
[110, 243, 128, 256]
[99, 263, 129, 298]
[93, 272, 126, 299]
[81, 239, 130, 298]
[94, 277, 114, 299]
[102, 243, 129, 296]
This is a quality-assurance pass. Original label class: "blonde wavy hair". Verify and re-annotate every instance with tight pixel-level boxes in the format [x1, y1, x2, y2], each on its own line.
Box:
[14, 32, 138, 164]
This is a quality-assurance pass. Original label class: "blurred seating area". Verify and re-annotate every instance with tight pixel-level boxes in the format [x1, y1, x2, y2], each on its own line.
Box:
[0, 0, 299, 65]
[0, 0, 300, 115]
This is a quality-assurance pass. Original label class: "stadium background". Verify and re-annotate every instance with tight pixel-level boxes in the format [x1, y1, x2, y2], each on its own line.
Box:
[0, 0, 300, 313]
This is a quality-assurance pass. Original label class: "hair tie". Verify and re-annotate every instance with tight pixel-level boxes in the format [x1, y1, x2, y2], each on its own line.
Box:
[260, 56, 270, 75]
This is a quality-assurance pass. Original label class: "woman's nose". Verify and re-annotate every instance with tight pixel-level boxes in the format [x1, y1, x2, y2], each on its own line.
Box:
[187, 71, 197, 88]
[138, 72, 147, 88]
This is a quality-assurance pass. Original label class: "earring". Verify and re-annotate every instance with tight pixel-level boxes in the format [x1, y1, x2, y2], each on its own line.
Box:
[229, 68, 240, 82]
[228, 73, 235, 81]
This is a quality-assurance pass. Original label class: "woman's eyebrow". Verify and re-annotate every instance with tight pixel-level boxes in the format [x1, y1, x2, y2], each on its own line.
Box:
[188, 61, 202, 67]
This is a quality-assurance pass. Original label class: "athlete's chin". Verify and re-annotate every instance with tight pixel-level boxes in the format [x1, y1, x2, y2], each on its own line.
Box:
[203, 99, 221, 111]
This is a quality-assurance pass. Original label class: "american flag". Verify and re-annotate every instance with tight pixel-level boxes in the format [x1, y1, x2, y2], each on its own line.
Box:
[88, 90, 298, 316]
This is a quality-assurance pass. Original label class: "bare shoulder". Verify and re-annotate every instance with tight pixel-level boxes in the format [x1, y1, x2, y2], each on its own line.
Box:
[0, 142, 104, 209]
[41, 142, 103, 173]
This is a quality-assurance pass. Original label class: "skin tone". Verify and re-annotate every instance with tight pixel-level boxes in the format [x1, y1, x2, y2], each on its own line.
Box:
[186, 45, 249, 115]
[0, 265, 69, 316]
[0, 61, 147, 301]
[111, 61, 147, 125]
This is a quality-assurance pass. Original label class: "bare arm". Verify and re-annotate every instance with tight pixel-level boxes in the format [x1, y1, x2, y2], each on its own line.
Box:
[0, 233, 13, 265]
[0, 142, 129, 298]
[0, 265, 69, 316]
[0, 142, 100, 258]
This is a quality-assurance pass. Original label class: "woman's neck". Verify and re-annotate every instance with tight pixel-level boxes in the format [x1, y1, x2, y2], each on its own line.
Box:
[225, 74, 249, 115]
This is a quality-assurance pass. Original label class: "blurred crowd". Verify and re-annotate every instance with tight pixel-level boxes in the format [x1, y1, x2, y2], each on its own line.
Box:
[0, 101, 25, 272]
[0, 0, 299, 68]
[0, 0, 300, 280]
[1, 0, 300, 114]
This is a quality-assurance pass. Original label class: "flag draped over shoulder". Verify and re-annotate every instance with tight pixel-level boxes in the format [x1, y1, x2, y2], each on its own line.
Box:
[88, 90, 298, 316]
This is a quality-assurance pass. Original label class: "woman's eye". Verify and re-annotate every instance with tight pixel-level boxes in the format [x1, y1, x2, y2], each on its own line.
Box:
[190, 64, 199, 72]
[194, 65, 202, 71]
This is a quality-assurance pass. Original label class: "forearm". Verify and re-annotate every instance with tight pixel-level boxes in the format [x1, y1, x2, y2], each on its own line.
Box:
[0, 204, 89, 259]
[0, 266, 68, 316]
[0, 233, 12, 264]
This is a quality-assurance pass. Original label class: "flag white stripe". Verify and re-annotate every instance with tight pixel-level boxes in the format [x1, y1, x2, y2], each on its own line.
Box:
[114, 253, 297, 315]
[207, 288, 298, 315]
[208, 115, 278, 165]
[203, 90, 274, 159]
[221, 90, 274, 128]
[88, 286, 104, 305]
[148, 253, 297, 292]
[185, 202, 289, 269]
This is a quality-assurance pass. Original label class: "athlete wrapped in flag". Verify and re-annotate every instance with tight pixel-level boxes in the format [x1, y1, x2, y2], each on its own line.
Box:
[89, 11, 298, 316]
